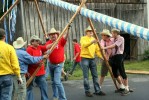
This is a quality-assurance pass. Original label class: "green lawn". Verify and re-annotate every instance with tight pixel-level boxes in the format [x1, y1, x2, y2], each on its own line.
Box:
[67, 60, 149, 80]
[125, 60, 149, 71]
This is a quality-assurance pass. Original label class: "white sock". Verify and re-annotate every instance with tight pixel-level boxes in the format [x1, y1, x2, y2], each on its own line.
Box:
[125, 86, 129, 91]
[119, 84, 125, 89]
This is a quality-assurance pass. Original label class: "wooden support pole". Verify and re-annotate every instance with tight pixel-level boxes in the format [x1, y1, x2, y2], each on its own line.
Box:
[87, 19, 119, 90]
[82, 2, 118, 90]
[0, 0, 19, 22]
[147, 0, 149, 28]
[34, 0, 47, 38]
[26, 0, 87, 87]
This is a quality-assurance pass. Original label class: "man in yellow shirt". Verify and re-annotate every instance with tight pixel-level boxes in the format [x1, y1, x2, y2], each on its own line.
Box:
[0, 28, 22, 100]
[80, 26, 105, 97]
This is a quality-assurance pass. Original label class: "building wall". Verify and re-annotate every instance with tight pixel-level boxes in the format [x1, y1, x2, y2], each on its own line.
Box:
[22, 1, 148, 60]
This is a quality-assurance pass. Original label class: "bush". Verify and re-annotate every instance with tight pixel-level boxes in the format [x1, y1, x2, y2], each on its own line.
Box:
[143, 49, 149, 60]
[64, 59, 73, 72]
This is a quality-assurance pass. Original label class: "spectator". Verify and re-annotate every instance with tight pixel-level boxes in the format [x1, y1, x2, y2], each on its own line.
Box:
[0, 28, 22, 100]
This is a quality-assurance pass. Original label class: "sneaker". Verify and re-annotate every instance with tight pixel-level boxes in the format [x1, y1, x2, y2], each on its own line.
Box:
[121, 89, 130, 96]
[85, 92, 93, 97]
[115, 88, 125, 93]
[94, 91, 106, 96]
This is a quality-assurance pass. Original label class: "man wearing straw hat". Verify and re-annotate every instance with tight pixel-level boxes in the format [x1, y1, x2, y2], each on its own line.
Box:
[103, 28, 131, 96]
[0, 28, 22, 100]
[80, 26, 106, 97]
[99, 29, 113, 87]
[26, 35, 49, 100]
[45, 27, 69, 100]
[12, 37, 48, 100]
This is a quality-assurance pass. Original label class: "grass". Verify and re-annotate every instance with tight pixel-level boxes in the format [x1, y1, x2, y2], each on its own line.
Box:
[67, 60, 149, 80]
[124, 60, 149, 71]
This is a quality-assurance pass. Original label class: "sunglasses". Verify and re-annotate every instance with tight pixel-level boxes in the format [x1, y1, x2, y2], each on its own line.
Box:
[34, 40, 39, 42]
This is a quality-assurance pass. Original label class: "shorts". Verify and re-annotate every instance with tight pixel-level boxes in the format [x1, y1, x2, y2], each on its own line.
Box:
[100, 60, 108, 76]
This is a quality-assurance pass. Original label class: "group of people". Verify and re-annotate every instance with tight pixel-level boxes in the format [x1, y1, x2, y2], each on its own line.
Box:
[0, 25, 133, 100]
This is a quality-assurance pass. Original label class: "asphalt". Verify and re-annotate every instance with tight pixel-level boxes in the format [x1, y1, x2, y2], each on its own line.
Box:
[34, 74, 149, 100]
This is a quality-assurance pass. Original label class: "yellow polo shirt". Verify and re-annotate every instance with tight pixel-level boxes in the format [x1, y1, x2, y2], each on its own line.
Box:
[0, 41, 20, 77]
[80, 36, 102, 59]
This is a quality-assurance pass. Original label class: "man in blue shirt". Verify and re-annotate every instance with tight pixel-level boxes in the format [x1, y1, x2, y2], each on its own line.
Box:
[12, 37, 48, 100]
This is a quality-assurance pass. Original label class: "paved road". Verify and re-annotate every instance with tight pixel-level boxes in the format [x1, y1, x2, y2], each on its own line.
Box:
[34, 74, 149, 100]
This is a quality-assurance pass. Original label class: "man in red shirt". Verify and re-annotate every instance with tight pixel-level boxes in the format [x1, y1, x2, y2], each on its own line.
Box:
[26, 35, 49, 100]
[45, 28, 69, 100]
[69, 39, 82, 75]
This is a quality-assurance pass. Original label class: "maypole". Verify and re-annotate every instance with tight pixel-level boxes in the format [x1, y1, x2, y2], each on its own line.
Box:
[43, 0, 149, 41]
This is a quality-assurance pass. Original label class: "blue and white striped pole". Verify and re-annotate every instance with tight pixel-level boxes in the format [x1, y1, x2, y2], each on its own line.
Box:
[43, 0, 149, 41]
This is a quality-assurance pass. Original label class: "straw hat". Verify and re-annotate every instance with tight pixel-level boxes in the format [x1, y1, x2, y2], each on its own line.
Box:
[13, 37, 27, 49]
[100, 29, 112, 37]
[30, 35, 41, 42]
[111, 28, 120, 33]
[47, 28, 60, 35]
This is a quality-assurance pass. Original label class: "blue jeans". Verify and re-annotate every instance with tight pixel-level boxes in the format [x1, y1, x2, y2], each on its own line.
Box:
[81, 58, 101, 93]
[27, 75, 49, 100]
[49, 63, 67, 100]
[0, 75, 13, 100]
[12, 74, 26, 100]
[69, 61, 82, 74]
[45, 61, 50, 78]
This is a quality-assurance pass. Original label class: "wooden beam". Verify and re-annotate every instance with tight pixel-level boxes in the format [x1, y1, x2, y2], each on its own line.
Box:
[87, 15, 119, 90]
[34, 0, 47, 38]
[24, 0, 146, 4]
[126, 70, 149, 75]
[0, 0, 19, 22]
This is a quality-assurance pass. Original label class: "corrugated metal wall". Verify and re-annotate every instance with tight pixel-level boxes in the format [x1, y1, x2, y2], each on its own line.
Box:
[22, 1, 148, 60]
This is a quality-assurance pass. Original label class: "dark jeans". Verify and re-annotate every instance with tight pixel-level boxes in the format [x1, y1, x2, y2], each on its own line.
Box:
[81, 57, 101, 93]
[69, 61, 82, 74]
[0, 75, 13, 100]
[109, 54, 127, 79]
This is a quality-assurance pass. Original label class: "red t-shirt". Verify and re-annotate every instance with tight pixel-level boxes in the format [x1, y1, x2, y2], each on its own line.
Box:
[26, 45, 46, 76]
[46, 37, 67, 64]
[74, 43, 81, 62]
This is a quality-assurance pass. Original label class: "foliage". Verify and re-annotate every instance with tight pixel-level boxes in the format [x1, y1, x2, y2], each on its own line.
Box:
[64, 59, 73, 72]
[142, 48, 149, 60]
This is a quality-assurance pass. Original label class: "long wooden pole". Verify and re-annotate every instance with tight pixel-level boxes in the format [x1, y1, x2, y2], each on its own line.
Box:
[26, 0, 87, 87]
[0, 0, 19, 22]
[34, 0, 47, 38]
[147, 0, 149, 28]
[87, 19, 119, 90]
